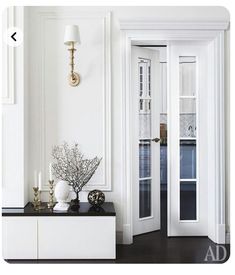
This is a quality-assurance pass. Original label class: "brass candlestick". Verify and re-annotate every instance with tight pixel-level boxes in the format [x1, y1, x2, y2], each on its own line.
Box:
[32, 187, 46, 210]
[47, 180, 55, 208]
[33, 187, 40, 209]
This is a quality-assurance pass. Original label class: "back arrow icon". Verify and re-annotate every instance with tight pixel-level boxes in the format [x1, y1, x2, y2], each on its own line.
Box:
[11, 32, 17, 41]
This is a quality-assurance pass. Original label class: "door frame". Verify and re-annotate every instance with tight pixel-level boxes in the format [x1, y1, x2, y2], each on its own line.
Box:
[120, 21, 229, 244]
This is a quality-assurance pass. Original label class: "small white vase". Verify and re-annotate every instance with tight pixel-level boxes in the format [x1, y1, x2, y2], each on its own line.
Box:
[53, 180, 70, 211]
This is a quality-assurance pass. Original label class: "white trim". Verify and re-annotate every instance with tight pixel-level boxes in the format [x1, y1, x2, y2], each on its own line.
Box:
[121, 24, 227, 244]
[207, 31, 226, 244]
[2, 6, 15, 105]
[225, 232, 230, 244]
[216, 224, 226, 244]
[35, 11, 112, 191]
[180, 137, 196, 140]
[120, 21, 229, 31]
[180, 179, 197, 182]
[122, 223, 132, 244]
[102, 12, 112, 191]
[179, 96, 196, 99]
[139, 177, 152, 180]
[166, 44, 171, 238]
[2, 7, 26, 207]
[121, 32, 133, 244]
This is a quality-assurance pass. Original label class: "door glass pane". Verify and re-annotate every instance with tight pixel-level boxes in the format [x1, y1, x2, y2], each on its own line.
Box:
[180, 98, 196, 138]
[139, 179, 151, 218]
[180, 182, 197, 220]
[139, 65, 143, 97]
[180, 140, 196, 179]
[138, 58, 152, 219]
[179, 56, 196, 96]
[139, 99, 151, 138]
[139, 140, 151, 178]
[179, 56, 197, 221]
[148, 65, 151, 96]
[160, 145, 167, 185]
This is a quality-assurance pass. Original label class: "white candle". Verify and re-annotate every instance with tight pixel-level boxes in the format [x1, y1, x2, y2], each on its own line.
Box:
[34, 170, 38, 188]
[49, 163, 53, 181]
[38, 172, 42, 191]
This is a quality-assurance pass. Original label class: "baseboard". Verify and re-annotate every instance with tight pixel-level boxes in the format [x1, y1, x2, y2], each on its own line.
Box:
[225, 232, 230, 244]
[122, 224, 132, 244]
[217, 224, 226, 244]
[116, 231, 123, 244]
[208, 224, 226, 244]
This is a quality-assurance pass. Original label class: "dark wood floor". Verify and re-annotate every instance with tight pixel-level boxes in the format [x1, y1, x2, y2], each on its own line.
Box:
[7, 191, 230, 264]
[116, 191, 230, 263]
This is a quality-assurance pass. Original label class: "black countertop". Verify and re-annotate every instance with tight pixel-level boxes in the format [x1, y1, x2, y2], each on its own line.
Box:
[2, 202, 116, 217]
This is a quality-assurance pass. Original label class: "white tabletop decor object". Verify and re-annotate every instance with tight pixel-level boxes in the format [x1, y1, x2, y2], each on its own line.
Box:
[53, 180, 70, 211]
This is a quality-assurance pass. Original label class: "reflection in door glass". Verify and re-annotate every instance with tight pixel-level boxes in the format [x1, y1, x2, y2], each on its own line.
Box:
[139, 65, 143, 97]
[139, 179, 151, 218]
[180, 98, 196, 138]
[179, 56, 196, 96]
[139, 140, 151, 178]
[148, 65, 151, 96]
[180, 182, 197, 220]
[180, 140, 196, 179]
[139, 100, 151, 138]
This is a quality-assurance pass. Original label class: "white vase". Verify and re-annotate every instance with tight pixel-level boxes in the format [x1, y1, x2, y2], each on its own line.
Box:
[53, 180, 70, 211]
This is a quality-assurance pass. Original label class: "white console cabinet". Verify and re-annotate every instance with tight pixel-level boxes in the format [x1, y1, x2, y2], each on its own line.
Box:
[2, 203, 116, 260]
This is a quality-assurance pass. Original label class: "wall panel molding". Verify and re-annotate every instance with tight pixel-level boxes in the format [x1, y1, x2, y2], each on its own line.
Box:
[2, 7, 26, 207]
[33, 10, 112, 191]
[2, 6, 15, 104]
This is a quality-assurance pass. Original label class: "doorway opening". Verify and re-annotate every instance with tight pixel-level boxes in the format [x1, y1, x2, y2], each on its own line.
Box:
[132, 42, 202, 238]
[121, 24, 226, 245]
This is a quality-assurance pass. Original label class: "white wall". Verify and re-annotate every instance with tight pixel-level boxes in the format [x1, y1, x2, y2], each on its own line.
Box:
[2, 7, 28, 207]
[2, 6, 230, 240]
[27, 7, 110, 192]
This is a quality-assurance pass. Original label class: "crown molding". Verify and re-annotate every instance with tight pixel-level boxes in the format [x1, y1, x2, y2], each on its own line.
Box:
[119, 21, 229, 31]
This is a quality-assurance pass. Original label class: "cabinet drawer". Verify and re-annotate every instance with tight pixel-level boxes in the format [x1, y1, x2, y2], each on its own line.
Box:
[2, 217, 37, 259]
[38, 216, 116, 259]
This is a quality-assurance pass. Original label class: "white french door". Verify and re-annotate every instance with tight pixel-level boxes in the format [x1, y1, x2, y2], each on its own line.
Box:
[132, 46, 160, 236]
[168, 42, 208, 236]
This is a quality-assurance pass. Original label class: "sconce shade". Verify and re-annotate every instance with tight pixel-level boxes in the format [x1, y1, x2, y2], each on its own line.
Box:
[64, 25, 80, 45]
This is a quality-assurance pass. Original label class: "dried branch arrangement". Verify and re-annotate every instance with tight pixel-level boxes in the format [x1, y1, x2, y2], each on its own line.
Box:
[51, 142, 101, 207]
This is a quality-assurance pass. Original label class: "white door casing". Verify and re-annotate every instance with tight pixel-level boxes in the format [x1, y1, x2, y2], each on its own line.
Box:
[168, 41, 208, 236]
[120, 23, 228, 244]
[131, 46, 160, 235]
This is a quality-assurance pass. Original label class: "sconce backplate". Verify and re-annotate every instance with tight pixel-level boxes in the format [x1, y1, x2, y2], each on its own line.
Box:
[69, 72, 80, 87]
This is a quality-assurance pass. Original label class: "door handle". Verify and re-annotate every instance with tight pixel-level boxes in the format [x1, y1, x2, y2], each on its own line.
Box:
[152, 137, 161, 143]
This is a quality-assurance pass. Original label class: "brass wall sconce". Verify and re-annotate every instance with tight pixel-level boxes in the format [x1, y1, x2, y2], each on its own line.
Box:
[64, 25, 80, 86]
